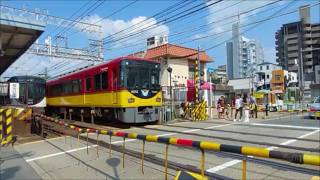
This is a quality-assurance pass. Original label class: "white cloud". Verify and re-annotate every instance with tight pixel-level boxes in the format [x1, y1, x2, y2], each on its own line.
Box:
[79, 15, 170, 49]
[206, 1, 282, 35]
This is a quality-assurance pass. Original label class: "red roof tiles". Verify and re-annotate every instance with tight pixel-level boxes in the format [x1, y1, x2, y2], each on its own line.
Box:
[128, 43, 213, 62]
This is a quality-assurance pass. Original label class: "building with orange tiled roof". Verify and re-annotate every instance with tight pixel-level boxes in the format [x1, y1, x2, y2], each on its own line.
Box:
[128, 43, 213, 88]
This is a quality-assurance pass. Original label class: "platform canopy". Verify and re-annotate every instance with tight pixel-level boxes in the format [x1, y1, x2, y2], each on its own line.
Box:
[0, 14, 45, 75]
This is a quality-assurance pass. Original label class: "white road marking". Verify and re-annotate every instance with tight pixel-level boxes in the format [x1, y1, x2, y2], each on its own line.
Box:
[19, 136, 66, 146]
[249, 123, 320, 130]
[26, 145, 98, 162]
[24, 123, 235, 162]
[207, 160, 241, 173]
[206, 129, 320, 172]
[183, 129, 200, 133]
[204, 123, 237, 129]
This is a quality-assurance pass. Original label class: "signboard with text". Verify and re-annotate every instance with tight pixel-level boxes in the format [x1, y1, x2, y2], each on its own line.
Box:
[9, 83, 19, 99]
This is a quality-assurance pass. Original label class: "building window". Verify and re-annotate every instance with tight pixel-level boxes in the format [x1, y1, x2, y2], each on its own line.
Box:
[266, 66, 269, 70]
[267, 75, 270, 79]
[318, 70, 320, 75]
[275, 75, 281, 81]
[260, 66, 262, 71]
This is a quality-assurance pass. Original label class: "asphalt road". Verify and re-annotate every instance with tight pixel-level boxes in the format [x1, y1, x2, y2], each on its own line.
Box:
[2, 113, 320, 180]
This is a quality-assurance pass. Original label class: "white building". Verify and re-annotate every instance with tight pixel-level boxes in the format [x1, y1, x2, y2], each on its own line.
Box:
[226, 23, 264, 80]
[256, 62, 282, 90]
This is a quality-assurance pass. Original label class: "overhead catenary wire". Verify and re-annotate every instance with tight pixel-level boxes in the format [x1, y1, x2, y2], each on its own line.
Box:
[102, 0, 223, 45]
[107, 0, 244, 49]
[65, 0, 141, 38]
[54, 0, 106, 39]
[107, 0, 282, 51]
[34, 1, 196, 76]
[171, 0, 310, 60]
[52, 0, 297, 77]
[101, 0, 196, 42]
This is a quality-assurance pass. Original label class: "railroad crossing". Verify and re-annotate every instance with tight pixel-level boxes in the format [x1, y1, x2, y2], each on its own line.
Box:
[1, 110, 319, 180]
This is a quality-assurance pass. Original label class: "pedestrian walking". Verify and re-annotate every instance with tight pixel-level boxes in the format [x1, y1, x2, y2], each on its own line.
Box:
[225, 104, 231, 120]
[234, 95, 243, 122]
[217, 96, 225, 119]
[242, 94, 250, 123]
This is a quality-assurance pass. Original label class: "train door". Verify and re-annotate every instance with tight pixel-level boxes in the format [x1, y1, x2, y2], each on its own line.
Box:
[112, 69, 118, 104]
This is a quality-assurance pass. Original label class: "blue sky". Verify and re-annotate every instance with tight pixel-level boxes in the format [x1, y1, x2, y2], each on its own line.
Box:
[1, 0, 319, 78]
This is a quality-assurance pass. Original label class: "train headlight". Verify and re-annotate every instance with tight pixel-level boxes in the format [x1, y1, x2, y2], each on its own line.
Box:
[156, 98, 161, 102]
[128, 98, 135, 103]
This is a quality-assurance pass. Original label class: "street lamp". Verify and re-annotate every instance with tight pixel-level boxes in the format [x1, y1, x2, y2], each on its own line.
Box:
[166, 67, 173, 121]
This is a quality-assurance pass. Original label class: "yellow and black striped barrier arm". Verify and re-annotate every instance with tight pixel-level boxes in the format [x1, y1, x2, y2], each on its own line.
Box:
[35, 113, 320, 166]
[1, 108, 13, 146]
[0, 108, 3, 143]
[14, 108, 32, 121]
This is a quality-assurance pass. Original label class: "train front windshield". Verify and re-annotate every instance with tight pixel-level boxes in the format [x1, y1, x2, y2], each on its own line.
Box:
[120, 60, 160, 91]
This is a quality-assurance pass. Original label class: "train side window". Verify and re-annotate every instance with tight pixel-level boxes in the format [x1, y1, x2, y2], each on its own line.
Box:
[94, 74, 101, 90]
[101, 72, 108, 89]
[86, 76, 91, 91]
[72, 80, 80, 93]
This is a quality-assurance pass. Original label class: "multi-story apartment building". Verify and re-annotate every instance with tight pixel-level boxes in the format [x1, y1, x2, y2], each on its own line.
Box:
[275, 5, 320, 100]
[227, 23, 264, 80]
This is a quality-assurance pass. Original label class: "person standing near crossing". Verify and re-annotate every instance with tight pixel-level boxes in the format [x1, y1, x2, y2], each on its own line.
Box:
[234, 95, 243, 122]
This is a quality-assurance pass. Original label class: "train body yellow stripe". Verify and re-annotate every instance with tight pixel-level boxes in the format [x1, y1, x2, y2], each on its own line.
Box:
[303, 154, 320, 166]
[47, 91, 162, 108]
[241, 147, 269, 158]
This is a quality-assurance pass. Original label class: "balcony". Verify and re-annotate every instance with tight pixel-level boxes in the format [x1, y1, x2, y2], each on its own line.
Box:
[288, 52, 298, 58]
[304, 61, 313, 66]
[304, 40, 312, 45]
[303, 54, 312, 59]
[286, 33, 298, 39]
[303, 33, 312, 38]
[288, 66, 298, 71]
[287, 46, 298, 51]
[312, 33, 320, 38]
[287, 39, 298, 44]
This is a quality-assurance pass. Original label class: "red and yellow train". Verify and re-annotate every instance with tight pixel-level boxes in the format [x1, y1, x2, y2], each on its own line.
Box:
[46, 57, 162, 123]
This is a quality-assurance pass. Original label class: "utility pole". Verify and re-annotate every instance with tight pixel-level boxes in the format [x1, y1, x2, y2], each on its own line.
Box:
[197, 45, 201, 102]
[299, 47, 304, 103]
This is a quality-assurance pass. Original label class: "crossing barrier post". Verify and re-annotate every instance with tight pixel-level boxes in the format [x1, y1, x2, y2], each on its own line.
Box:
[122, 136, 125, 168]
[242, 158, 247, 180]
[201, 148, 205, 177]
[91, 109, 95, 124]
[69, 109, 73, 121]
[86, 131, 89, 154]
[164, 144, 169, 180]
[77, 130, 81, 165]
[109, 134, 112, 158]
[96, 131, 99, 158]
[80, 109, 84, 122]
[64, 110, 67, 121]
[0, 109, 3, 145]
[141, 140, 145, 174]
